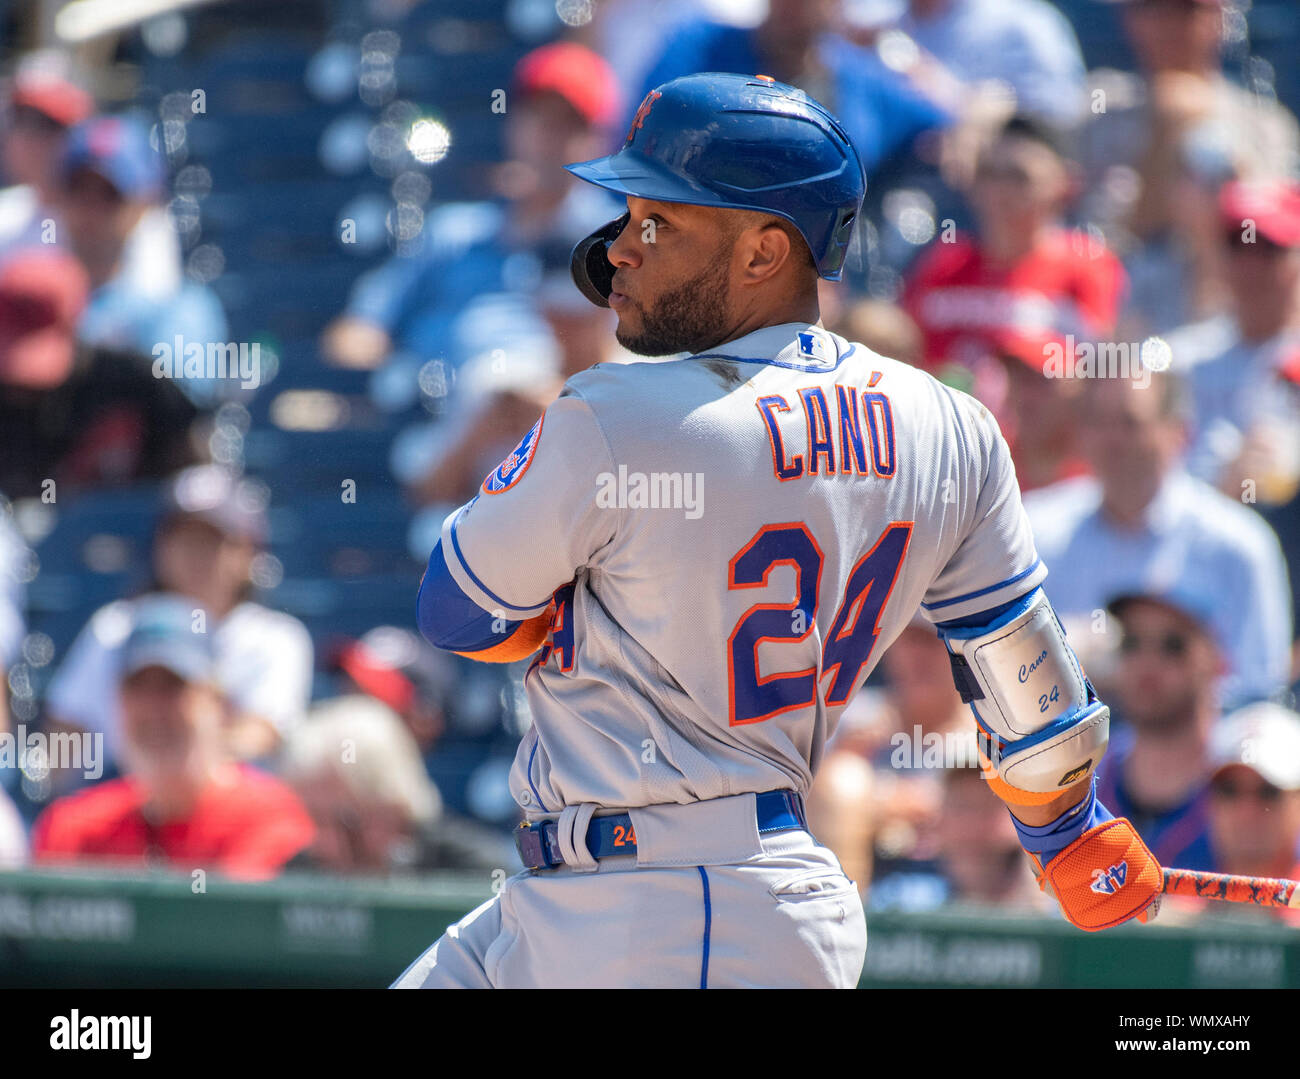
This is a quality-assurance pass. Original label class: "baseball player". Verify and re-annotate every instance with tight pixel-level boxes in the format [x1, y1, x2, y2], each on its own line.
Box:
[393, 73, 1162, 990]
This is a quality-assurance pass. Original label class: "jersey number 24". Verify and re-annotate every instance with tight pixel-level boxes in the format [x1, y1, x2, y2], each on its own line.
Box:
[727, 521, 912, 726]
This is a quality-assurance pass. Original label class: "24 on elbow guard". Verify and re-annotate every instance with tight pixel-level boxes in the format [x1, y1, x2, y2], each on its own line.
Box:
[937, 588, 1109, 805]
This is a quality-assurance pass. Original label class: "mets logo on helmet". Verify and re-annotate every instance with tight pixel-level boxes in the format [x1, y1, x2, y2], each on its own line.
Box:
[483, 416, 544, 494]
[625, 90, 661, 144]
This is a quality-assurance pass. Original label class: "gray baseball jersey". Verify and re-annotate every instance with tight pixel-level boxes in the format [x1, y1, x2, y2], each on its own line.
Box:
[440, 321, 1045, 817]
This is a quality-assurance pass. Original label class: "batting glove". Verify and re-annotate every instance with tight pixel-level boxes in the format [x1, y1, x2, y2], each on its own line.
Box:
[1011, 778, 1163, 931]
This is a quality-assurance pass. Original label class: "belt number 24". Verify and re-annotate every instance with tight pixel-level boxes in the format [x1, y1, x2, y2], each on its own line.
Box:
[726, 521, 912, 726]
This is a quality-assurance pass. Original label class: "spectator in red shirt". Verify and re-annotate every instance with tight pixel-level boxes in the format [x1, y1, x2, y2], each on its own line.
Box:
[903, 115, 1125, 420]
[31, 595, 314, 880]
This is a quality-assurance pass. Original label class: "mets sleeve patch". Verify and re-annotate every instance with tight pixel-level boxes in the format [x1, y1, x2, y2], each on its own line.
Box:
[482, 415, 544, 494]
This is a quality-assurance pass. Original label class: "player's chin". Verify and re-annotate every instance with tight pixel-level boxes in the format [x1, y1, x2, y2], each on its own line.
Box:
[612, 305, 641, 341]
[614, 321, 658, 356]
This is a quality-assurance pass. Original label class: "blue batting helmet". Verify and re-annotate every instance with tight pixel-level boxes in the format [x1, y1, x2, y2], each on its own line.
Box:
[565, 72, 866, 308]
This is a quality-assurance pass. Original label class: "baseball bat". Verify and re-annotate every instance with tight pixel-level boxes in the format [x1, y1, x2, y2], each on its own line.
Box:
[1161, 867, 1300, 909]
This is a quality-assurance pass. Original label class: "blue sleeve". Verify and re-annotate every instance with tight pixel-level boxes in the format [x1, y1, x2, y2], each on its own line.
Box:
[1010, 776, 1114, 864]
[933, 591, 1026, 634]
[417, 539, 524, 652]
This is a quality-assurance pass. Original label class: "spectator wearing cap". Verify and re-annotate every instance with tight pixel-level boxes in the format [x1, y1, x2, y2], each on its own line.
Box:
[902, 115, 1125, 423]
[320, 42, 624, 375]
[1077, 0, 1300, 334]
[984, 329, 1090, 493]
[31, 596, 314, 880]
[56, 115, 227, 401]
[1024, 371, 1292, 709]
[282, 692, 517, 876]
[633, 0, 951, 182]
[0, 249, 199, 500]
[329, 625, 526, 828]
[1093, 588, 1224, 872]
[0, 50, 94, 257]
[1165, 181, 1300, 506]
[1204, 702, 1300, 925]
[331, 626, 456, 755]
[44, 465, 313, 771]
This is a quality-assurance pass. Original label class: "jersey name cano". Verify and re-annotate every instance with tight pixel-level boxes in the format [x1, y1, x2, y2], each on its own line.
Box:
[756, 378, 896, 481]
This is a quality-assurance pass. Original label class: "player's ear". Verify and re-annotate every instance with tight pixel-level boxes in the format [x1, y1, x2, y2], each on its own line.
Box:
[735, 219, 793, 286]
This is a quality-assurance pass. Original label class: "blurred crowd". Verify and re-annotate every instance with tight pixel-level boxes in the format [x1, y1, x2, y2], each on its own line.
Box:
[0, 0, 1298, 933]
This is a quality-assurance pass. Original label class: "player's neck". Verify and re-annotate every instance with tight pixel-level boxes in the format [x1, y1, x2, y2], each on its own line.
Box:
[715, 296, 821, 349]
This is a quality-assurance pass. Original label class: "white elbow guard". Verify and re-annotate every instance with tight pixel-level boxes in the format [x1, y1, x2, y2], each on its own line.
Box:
[937, 588, 1109, 795]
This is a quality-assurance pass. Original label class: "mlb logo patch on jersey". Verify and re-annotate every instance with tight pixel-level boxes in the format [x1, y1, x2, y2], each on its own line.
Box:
[783, 329, 838, 371]
[483, 416, 543, 494]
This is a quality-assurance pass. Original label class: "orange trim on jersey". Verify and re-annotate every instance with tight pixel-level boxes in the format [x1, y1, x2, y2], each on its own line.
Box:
[755, 395, 804, 482]
[455, 605, 553, 663]
[481, 413, 545, 496]
[726, 522, 824, 726]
